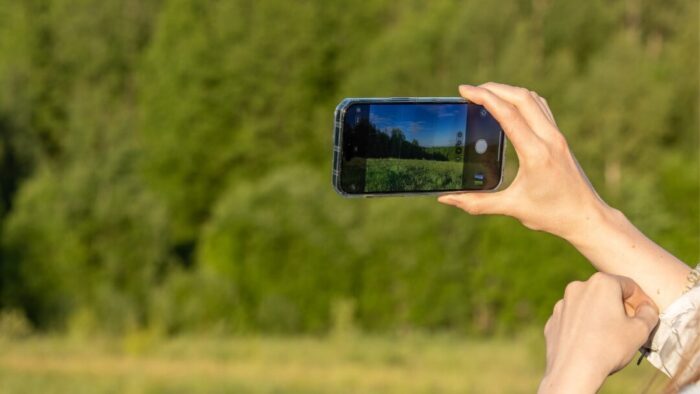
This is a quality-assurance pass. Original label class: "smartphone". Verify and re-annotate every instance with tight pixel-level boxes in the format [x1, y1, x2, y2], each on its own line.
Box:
[332, 97, 505, 197]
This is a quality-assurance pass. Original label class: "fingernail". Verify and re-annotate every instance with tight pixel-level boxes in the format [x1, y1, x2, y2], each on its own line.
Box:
[634, 302, 659, 316]
[638, 302, 659, 315]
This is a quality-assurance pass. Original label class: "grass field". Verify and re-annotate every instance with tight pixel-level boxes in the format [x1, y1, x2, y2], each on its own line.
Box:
[0, 331, 668, 393]
[366, 158, 463, 192]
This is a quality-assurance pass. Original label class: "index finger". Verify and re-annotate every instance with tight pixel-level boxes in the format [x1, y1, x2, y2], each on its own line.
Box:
[478, 82, 558, 138]
[458, 84, 538, 154]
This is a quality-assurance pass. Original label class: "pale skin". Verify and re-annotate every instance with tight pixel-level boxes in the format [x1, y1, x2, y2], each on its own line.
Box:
[439, 83, 690, 310]
[438, 83, 692, 390]
[538, 273, 659, 393]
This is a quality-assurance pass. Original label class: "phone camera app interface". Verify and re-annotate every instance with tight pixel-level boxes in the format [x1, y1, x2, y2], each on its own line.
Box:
[341, 102, 502, 194]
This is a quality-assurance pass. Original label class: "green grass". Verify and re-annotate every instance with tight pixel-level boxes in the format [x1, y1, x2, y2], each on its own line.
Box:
[366, 158, 463, 192]
[424, 146, 461, 161]
[0, 331, 668, 393]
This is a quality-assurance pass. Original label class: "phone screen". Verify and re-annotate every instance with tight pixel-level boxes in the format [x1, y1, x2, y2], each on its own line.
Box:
[339, 102, 503, 194]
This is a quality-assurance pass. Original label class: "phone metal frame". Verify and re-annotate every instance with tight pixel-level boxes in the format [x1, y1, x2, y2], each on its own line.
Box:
[332, 97, 506, 198]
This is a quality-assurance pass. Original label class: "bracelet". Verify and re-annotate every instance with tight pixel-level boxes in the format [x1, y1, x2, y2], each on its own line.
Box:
[684, 263, 700, 294]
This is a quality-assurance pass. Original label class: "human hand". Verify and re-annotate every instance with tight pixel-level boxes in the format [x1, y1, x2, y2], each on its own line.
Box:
[438, 83, 609, 241]
[538, 273, 659, 394]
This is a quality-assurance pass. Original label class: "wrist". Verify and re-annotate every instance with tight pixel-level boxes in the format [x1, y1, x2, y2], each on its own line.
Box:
[560, 201, 626, 248]
[539, 363, 607, 394]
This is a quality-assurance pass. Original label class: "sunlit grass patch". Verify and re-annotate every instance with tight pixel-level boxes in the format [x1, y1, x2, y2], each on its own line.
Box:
[0, 332, 666, 393]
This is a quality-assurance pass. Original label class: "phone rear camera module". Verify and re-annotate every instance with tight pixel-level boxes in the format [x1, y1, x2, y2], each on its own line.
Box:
[475, 139, 488, 154]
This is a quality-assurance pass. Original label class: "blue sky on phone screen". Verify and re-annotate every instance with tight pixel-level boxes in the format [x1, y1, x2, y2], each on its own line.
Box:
[369, 104, 467, 147]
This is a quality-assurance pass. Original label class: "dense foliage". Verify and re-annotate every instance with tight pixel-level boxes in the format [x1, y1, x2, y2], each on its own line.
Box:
[0, 0, 697, 335]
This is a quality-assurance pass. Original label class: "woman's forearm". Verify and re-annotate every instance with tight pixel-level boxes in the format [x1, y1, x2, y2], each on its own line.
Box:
[563, 203, 691, 310]
[443, 83, 691, 310]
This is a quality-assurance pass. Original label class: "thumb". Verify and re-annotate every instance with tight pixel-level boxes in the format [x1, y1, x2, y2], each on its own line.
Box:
[631, 302, 659, 342]
[438, 191, 508, 215]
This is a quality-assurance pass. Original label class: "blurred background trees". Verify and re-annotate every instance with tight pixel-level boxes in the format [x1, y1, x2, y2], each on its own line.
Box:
[0, 0, 697, 336]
